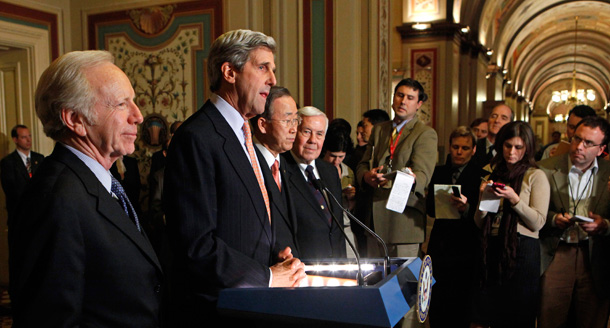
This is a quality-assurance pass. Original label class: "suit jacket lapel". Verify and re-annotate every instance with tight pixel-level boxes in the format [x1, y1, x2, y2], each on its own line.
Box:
[552, 156, 570, 213]
[590, 160, 610, 213]
[206, 104, 272, 243]
[316, 159, 341, 227]
[280, 156, 298, 236]
[12, 151, 30, 180]
[394, 118, 417, 150]
[255, 146, 292, 233]
[52, 145, 162, 272]
[375, 122, 393, 165]
[285, 153, 328, 222]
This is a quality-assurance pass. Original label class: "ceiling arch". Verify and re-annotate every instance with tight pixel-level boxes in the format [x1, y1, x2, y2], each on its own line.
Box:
[472, 0, 610, 111]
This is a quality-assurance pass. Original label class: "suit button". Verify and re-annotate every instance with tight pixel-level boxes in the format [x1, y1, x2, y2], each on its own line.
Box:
[154, 284, 161, 293]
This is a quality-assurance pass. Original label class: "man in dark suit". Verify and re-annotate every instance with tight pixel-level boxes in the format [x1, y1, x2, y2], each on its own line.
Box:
[426, 126, 486, 328]
[9, 50, 164, 327]
[1, 124, 44, 222]
[538, 116, 610, 328]
[251, 85, 301, 257]
[282, 106, 346, 260]
[472, 104, 514, 169]
[163, 30, 306, 326]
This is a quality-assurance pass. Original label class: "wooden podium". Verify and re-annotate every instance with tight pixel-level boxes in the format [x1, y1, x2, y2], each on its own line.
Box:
[217, 257, 434, 327]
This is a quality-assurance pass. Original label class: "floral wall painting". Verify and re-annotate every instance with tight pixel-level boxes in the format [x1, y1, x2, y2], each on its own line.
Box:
[88, 0, 222, 203]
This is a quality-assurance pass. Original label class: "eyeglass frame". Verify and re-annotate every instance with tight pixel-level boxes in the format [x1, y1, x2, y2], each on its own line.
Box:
[268, 117, 302, 127]
[571, 135, 605, 149]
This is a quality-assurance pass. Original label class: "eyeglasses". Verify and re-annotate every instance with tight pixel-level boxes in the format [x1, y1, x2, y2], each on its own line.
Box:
[270, 118, 302, 127]
[572, 135, 603, 149]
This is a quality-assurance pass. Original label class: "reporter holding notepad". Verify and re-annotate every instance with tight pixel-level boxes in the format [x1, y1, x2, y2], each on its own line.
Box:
[538, 116, 610, 328]
[471, 121, 550, 328]
[425, 126, 486, 328]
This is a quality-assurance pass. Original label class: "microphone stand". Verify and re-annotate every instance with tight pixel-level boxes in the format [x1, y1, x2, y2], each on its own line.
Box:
[315, 179, 391, 279]
[311, 179, 364, 286]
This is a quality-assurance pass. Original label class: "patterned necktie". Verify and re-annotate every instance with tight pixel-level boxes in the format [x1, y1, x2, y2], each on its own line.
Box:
[111, 176, 141, 232]
[271, 159, 281, 192]
[26, 157, 32, 178]
[451, 167, 460, 184]
[305, 165, 332, 225]
[243, 121, 271, 223]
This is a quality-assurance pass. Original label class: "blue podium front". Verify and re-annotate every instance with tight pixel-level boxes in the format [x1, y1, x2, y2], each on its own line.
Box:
[217, 257, 434, 327]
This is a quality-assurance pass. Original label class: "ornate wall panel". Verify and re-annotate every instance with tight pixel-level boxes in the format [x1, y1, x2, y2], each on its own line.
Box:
[411, 48, 436, 127]
[88, 0, 222, 200]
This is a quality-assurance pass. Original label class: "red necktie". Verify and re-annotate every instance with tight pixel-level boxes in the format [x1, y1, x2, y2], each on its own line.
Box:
[243, 122, 271, 223]
[271, 159, 281, 192]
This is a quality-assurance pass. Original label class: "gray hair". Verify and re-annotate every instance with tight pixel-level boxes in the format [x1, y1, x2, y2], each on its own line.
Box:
[298, 106, 328, 132]
[207, 29, 276, 92]
[35, 50, 114, 140]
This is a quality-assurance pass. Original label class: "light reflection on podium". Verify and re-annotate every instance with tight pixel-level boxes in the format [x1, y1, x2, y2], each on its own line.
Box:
[300, 263, 377, 287]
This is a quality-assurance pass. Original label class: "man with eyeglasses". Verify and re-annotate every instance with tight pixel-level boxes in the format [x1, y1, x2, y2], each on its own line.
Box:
[250, 86, 301, 257]
[282, 106, 346, 259]
[539, 105, 596, 160]
[538, 115, 610, 328]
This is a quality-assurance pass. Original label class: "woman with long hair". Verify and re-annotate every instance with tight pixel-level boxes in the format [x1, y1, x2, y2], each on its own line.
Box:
[471, 121, 550, 328]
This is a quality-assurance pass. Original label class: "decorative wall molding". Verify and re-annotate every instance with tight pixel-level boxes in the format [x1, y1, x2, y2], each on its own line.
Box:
[378, 0, 390, 110]
[411, 48, 437, 126]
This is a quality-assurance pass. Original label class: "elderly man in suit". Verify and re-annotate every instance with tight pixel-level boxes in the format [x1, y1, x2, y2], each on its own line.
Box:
[472, 104, 514, 168]
[1, 124, 44, 222]
[538, 115, 610, 328]
[163, 29, 306, 326]
[283, 106, 346, 260]
[8, 50, 164, 327]
[356, 78, 438, 258]
[250, 86, 301, 257]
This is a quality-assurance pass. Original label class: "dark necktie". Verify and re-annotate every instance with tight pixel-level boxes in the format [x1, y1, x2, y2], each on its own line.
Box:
[26, 157, 32, 178]
[305, 165, 332, 225]
[451, 167, 460, 184]
[111, 176, 141, 232]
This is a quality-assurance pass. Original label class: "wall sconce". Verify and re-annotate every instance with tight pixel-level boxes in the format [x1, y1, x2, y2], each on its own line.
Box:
[486, 49, 493, 56]
[460, 26, 470, 34]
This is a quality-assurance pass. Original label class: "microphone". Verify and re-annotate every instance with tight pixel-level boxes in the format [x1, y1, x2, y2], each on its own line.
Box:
[314, 179, 391, 279]
[314, 179, 364, 285]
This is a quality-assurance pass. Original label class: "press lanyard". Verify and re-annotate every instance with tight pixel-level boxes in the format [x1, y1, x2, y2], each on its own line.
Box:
[388, 126, 404, 164]
[568, 170, 594, 216]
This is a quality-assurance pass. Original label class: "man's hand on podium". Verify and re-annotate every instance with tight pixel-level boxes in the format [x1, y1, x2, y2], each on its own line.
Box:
[270, 247, 307, 287]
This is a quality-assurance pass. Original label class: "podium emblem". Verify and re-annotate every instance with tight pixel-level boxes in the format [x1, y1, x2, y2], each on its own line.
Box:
[417, 255, 432, 323]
